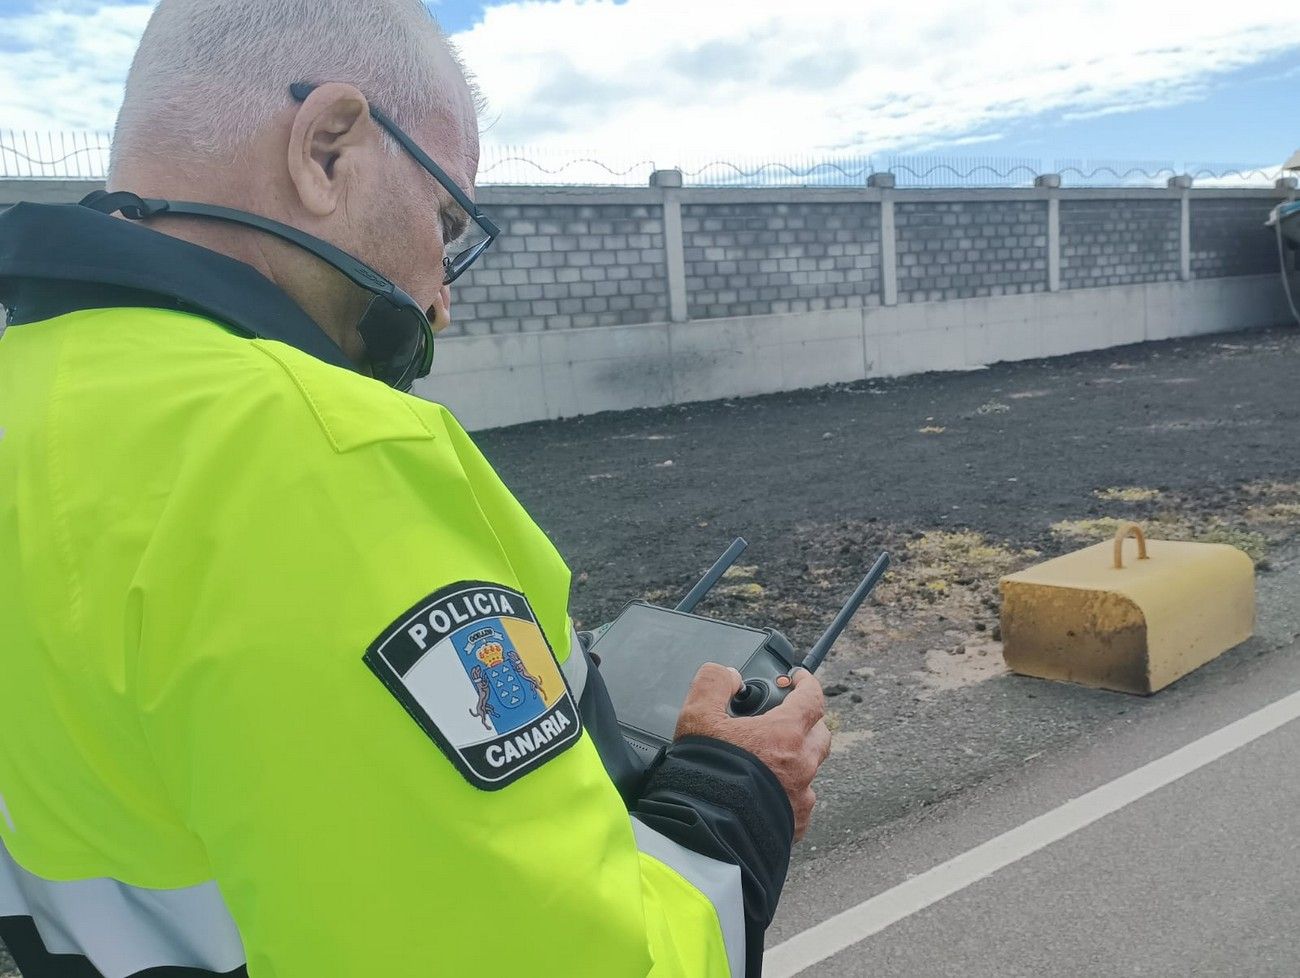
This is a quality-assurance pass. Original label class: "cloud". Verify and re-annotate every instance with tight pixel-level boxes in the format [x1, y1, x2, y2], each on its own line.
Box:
[0, 3, 150, 131]
[453, 0, 1300, 162]
[2, 0, 1299, 180]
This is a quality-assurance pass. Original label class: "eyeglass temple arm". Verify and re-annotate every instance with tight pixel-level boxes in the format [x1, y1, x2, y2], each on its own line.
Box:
[288, 82, 498, 241]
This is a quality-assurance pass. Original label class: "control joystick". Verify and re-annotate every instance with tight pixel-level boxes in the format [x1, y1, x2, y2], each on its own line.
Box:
[730, 678, 774, 716]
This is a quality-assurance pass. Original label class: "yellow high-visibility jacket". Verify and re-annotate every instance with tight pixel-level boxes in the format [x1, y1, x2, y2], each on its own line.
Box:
[0, 201, 792, 978]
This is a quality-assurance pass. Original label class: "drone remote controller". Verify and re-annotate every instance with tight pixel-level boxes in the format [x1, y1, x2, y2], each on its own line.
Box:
[588, 539, 891, 764]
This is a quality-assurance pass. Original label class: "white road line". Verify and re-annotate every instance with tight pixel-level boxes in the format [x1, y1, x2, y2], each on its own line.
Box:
[765, 685, 1300, 977]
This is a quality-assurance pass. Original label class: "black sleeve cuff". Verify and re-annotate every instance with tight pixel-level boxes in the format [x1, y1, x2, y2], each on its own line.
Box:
[635, 735, 795, 977]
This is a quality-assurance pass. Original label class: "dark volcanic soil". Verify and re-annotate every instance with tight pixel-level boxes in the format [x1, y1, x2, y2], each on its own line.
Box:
[482, 328, 1300, 633]
[476, 325, 1300, 852]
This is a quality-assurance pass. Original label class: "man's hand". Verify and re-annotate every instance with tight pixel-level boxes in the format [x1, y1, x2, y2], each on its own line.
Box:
[674, 663, 831, 840]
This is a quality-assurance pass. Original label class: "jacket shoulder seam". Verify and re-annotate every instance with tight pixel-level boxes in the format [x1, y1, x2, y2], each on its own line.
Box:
[247, 339, 345, 452]
[248, 340, 437, 453]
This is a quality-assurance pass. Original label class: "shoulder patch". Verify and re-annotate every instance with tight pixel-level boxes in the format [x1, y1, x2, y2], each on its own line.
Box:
[365, 581, 583, 790]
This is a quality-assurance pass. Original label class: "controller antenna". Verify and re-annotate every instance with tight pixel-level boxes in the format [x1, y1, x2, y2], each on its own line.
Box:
[676, 537, 749, 613]
[801, 552, 891, 672]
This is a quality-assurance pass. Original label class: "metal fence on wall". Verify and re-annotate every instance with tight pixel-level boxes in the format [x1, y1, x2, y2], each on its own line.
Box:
[1, 130, 112, 179]
[0, 129, 1290, 188]
[463, 148, 1291, 188]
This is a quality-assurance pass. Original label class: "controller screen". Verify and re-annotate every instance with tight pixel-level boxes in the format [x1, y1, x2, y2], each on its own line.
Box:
[591, 604, 768, 742]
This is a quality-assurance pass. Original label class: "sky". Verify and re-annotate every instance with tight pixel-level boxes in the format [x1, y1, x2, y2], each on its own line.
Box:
[0, 0, 1297, 179]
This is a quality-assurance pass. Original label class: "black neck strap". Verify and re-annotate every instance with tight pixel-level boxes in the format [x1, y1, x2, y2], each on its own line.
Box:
[81, 191, 416, 304]
[79, 191, 435, 389]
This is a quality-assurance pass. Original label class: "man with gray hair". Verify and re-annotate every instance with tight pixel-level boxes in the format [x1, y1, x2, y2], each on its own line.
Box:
[0, 2, 830, 976]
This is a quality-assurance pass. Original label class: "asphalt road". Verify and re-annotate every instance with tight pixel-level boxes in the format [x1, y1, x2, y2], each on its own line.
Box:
[767, 633, 1300, 977]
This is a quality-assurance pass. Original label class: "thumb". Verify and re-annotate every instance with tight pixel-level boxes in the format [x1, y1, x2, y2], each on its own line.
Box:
[685, 663, 744, 713]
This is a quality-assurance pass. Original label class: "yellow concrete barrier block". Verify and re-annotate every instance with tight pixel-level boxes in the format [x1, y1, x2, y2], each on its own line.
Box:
[999, 523, 1255, 695]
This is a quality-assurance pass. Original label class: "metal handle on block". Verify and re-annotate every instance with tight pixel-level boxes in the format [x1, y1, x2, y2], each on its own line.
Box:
[1113, 522, 1150, 570]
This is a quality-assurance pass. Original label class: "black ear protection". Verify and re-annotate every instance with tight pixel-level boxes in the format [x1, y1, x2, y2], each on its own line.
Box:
[80, 190, 435, 391]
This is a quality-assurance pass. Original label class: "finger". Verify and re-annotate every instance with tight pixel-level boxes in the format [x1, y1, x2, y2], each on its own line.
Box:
[684, 663, 744, 713]
[809, 720, 832, 765]
[794, 787, 816, 841]
[778, 668, 826, 729]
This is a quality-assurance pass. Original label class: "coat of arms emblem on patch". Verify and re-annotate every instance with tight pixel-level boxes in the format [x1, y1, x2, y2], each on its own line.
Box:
[365, 581, 583, 790]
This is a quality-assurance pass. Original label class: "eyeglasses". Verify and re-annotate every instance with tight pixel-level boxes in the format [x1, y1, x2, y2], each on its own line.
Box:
[289, 82, 500, 285]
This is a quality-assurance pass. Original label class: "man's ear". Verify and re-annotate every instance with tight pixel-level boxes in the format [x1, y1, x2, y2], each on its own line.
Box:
[286, 82, 373, 217]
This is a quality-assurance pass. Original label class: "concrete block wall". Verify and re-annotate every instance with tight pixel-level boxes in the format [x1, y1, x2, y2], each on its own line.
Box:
[2, 178, 1293, 430]
[895, 200, 1048, 302]
[448, 201, 667, 336]
[681, 201, 881, 318]
[3, 179, 1284, 324]
[418, 273, 1292, 430]
[0, 179, 100, 206]
[1059, 198, 1181, 288]
[1190, 197, 1279, 279]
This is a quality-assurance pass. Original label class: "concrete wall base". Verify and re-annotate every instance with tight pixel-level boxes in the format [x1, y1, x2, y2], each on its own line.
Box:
[417, 275, 1290, 431]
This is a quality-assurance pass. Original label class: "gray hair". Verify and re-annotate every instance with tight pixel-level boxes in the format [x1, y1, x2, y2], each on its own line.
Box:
[111, 0, 480, 176]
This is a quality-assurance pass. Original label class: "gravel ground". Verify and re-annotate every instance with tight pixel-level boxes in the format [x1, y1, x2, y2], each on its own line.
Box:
[476, 324, 1300, 853]
[4, 324, 1298, 973]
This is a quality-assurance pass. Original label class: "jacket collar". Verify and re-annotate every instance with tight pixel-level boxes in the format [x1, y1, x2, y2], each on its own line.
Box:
[0, 200, 355, 373]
